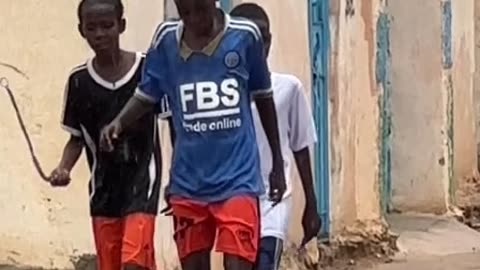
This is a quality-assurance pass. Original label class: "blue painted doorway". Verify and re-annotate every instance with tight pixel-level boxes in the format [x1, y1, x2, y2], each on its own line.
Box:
[308, 0, 330, 239]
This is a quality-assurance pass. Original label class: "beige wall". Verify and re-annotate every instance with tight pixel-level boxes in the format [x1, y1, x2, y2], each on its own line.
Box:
[452, 0, 479, 207]
[0, 1, 92, 268]
[389, 0, 450, 213]
[0, 0, 312, 268]
[328, 0, 382, 233]
[389, 0, 477, 213]
[476, 0, 480, 145]
[0, 1, 182, 269]
[0, 0, 400, 268]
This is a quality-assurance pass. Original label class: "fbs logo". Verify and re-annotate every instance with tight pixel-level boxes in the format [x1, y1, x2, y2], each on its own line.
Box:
[180, 78, 240, 120]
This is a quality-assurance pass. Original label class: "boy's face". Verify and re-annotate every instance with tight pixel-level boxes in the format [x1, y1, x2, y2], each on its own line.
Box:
[175, 0, 217, 36]
[79, 3, 125, 54]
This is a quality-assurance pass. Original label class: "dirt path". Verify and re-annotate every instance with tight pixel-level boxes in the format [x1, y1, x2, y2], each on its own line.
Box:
[363, 252, 480, 270]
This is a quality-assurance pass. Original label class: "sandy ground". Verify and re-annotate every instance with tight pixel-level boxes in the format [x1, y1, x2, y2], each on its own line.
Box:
[1, 214, 479, 270]
[2, 253, 480, 270]
[362, 253, 480, 270]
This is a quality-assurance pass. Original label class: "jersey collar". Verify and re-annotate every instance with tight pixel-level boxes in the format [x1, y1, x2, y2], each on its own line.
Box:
[177, 10, 230, 60]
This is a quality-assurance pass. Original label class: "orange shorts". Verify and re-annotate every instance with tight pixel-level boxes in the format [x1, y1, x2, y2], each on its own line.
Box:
[170, 195, 259, 263]
[92, 213, 156, 270]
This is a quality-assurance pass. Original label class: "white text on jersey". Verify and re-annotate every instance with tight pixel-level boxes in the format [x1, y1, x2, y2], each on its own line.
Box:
[180, 78, 240, 120]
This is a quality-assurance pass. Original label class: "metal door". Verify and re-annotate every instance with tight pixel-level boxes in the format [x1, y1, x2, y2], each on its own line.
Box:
[308, 0, 330, 239]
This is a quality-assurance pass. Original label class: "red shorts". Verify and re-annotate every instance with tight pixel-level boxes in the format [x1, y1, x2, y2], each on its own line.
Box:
[92, 213, 156, 270]
[170, 195, 259, 263]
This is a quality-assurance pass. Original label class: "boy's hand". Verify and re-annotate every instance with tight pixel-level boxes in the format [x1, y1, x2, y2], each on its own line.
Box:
[269, 163, 286, 205]
[300, 204, 321, 247]
[100, 120, 122, 152]
[49, 167, 71, 187]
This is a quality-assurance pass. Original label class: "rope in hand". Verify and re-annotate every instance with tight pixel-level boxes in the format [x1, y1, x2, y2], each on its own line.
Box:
[0, 77, 49, 181]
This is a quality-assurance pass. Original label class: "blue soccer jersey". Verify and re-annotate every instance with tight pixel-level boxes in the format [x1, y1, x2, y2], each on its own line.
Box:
[135, 13, 272, 202]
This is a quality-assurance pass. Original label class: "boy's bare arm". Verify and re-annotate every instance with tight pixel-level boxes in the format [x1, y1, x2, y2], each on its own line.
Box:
[116, 96, 155, 131]
[254, 95, 286, 203]
[100, 96, 154, 151]
[293, 147, 317, 207]
[58, 136, 83, 171]
[49, 136, 83, 186]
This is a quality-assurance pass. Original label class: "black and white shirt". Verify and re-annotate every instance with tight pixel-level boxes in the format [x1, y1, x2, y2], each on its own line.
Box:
[62, 52, 166, 217]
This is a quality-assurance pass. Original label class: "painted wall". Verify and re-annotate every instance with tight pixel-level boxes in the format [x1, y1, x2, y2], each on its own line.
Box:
[451, 0, 479, 207]
[389, 0, 477, 213]
[0, 0, 390, 268]
[238, 0, 385, 239]
[0, 1, 181, 269]
[389, 0, 450, 213]
[328, 0, 382, 233]
[475, 0, 480, 145]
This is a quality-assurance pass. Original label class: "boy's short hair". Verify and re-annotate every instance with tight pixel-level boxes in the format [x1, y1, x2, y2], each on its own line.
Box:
[230, 3, 269, 25]
[77, 0, 124, 22]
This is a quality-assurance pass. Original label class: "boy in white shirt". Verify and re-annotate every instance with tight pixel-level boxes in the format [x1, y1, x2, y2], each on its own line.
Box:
[231, 4, 321, 270]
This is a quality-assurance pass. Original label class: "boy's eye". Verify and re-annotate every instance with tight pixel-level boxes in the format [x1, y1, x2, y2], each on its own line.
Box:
[100, 21, 114, 29]
[86, 24, 95, 31]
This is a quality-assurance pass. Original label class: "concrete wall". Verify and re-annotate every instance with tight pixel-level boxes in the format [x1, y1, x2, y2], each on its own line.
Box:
[0, 1, 182, 269]
[452, 0, 479, 207]
[0, 0, 408, 268]
[0, 0, 313, 269]
[475, 0, 480, 145]
[389, 0, 477, 212]
[389, 0, 450, 213]
[328, 0, 382, 233]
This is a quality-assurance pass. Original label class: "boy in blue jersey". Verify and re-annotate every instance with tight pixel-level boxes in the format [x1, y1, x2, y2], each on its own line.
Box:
[99, 0, 286, 269]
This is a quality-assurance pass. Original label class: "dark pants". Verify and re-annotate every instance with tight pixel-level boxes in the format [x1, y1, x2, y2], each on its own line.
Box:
[255, 237, 283, 270]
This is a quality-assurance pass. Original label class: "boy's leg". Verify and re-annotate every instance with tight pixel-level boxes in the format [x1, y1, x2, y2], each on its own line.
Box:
[211, 195, 260, 270]
[256, 237, 284, 270]
[92, 217, 123, 270]
[121, 213, 156, 270]
[255, 196, 291, 270]
[170, 197, 216, 270]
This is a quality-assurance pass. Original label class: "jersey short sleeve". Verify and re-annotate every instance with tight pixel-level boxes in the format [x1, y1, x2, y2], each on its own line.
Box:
[154, 95, 172, 119]
[246, 27, 272, 96]
[288, 80, 317, 151]
[135, 23, 171, 104]
[61, 75, 82, 137]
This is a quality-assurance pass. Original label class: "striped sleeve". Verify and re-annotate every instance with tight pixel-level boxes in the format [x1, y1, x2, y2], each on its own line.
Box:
[234, 19, 272, 97]
[61, 68, 84, 137]
[156, 95, 172, 119]
[135, 21, 179, 104]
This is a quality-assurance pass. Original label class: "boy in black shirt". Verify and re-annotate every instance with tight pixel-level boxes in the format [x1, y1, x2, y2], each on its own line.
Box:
[49, 1, 169, 269]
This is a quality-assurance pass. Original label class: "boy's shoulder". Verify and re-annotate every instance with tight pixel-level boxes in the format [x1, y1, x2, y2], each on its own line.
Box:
[66, 62, 88, 84]
[69, 62, 88, 76]
[228, 16, 262, 42]
[272, 72, 303, 91]
[150, 19, 181, 49]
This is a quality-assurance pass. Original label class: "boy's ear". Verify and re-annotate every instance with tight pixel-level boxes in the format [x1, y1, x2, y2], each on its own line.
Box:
[119, 18, 126, 34]
[78, 24, 85, 38]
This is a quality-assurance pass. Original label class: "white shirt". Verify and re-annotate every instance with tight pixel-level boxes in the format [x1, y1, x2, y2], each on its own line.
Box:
[252, 72, 317, 239]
